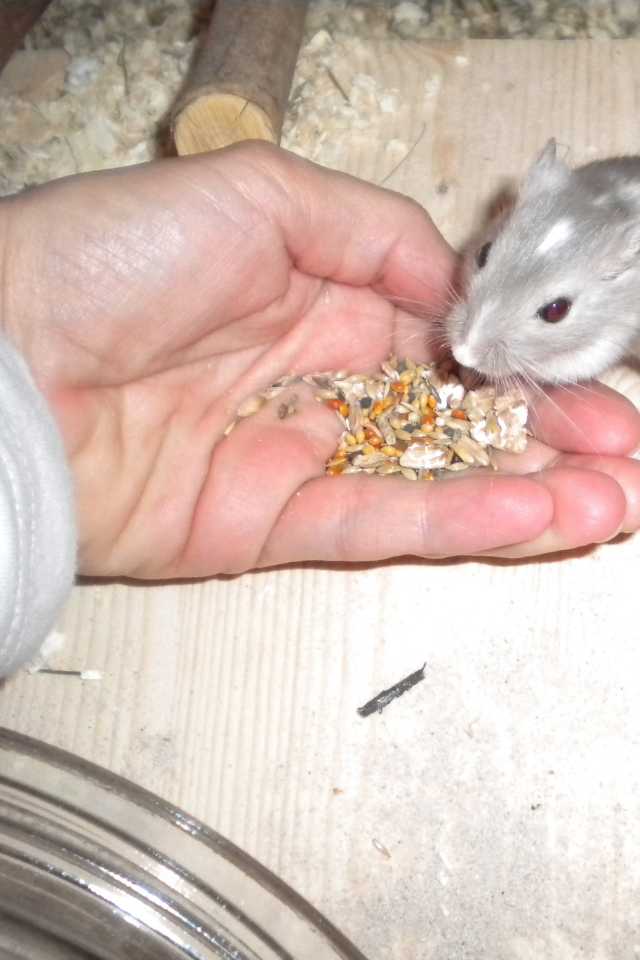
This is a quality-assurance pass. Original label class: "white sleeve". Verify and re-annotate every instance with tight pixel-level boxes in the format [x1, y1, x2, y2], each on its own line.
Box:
[0, 333, 77, 677]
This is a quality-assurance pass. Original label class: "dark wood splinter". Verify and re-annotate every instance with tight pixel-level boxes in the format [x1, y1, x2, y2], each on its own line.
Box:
[357, 663, 427, 717]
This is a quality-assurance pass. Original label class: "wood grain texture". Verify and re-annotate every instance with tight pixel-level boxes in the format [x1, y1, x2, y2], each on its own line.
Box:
[3, 39, 640, 959]
[173, 0, 309, 154]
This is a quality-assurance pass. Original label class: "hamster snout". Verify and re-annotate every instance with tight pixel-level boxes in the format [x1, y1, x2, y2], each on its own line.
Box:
[451, 340, 478, 370]
[445, 139, 640, 385]
[447, 296, 522, 381]
[447, 304, 486, 371]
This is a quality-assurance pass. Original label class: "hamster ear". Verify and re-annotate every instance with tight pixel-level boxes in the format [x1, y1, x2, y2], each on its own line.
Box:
[602, 219, 640, 280]
[521, 138, 571, 196]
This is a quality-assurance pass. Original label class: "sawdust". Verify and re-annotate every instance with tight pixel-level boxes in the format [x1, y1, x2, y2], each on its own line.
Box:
[0, 0, 208, 195]
[0, 0, 638, 196]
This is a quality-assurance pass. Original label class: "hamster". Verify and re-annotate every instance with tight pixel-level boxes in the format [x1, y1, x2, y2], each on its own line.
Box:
[446, 139, 640, 385]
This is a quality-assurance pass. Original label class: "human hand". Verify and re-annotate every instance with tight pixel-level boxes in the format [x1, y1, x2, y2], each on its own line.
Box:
[2, 141, 639, 577]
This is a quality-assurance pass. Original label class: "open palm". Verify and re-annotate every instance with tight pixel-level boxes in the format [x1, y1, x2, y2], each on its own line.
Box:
[3, 142, 640, 577]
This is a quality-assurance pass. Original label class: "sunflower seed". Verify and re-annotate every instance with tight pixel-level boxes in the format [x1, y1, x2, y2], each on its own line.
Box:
[400, 443, 451, 470]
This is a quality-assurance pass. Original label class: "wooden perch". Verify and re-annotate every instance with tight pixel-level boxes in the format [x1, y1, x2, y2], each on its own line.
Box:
[172, 0, 309, 156]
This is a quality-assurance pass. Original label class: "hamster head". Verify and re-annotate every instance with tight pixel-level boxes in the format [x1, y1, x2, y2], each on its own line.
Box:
[446, 138, 640, 385]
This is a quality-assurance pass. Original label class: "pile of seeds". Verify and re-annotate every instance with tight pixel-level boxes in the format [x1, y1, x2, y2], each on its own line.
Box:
[227, 356, 529, 480]
[311, 357, 529, 480]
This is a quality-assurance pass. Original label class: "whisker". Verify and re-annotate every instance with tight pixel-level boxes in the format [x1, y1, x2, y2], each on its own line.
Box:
[508, 354, 596, 452]
[389, 295, 461, 317]
[400, 329, 452, 358]
[522, 356, 609, 415]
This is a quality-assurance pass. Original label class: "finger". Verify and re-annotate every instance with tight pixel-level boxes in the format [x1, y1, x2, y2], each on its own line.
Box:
[214, 141, 456, 313]
[481, 466, 626, 559]
[491, 436, 558, 475]
[182, 388, 338, 576]
[493, 437, 640, 528]
[547, 454, 640, 534]
[528, 381, 640, 456]
[258, 473, 554, 566]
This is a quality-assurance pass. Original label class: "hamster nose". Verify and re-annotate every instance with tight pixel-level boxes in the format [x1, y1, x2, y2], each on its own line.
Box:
[452, 342, 478, 368]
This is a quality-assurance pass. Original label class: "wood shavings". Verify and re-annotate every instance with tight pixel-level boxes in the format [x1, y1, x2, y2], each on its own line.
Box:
[2, 1, 638, 196]
[379, 122, 426, 184]
[281, 0, 640, 173]
[282, 20, 404, 173]
[371, 837, 392, 858]
[0, 0, 208, 195]
[25, 629, 66, 674]
[391, 1, 431, 37]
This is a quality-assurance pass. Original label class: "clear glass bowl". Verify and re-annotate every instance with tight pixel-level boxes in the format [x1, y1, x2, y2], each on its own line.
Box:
[0, 728, 369, 960]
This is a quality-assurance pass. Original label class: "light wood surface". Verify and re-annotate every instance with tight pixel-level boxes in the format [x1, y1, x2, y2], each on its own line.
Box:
[4, 39, 640, 958]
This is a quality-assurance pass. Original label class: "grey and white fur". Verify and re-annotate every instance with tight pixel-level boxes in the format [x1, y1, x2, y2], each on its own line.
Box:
[446, 139, 640, 385]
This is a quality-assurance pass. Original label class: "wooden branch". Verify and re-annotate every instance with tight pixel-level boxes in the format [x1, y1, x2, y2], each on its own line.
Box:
[0, 0, 54, 72]
[172, 0, 309, 156]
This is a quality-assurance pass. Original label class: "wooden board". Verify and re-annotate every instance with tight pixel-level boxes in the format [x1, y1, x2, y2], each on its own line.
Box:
[3, 39, 640, 959]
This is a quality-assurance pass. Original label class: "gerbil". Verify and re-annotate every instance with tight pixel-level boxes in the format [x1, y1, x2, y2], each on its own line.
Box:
[446, 139, 640, 385]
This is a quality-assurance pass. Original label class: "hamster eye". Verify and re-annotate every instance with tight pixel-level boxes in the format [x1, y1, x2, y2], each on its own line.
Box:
[537, 297, 572, 323]
[476, 241, 492, 268]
